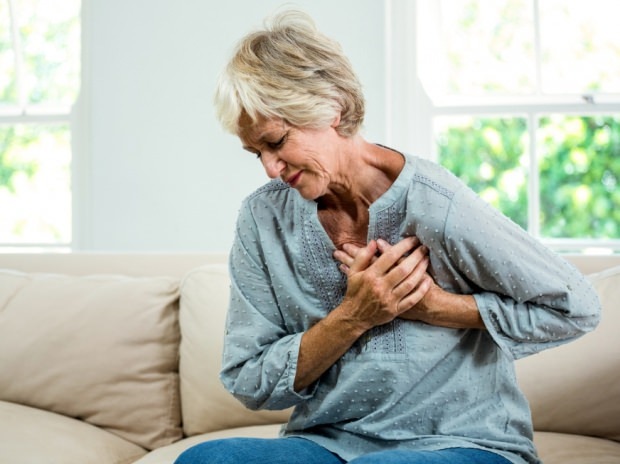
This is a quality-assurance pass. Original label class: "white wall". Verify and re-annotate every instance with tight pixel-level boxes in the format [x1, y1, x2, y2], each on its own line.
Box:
[75, 0, 387, 252]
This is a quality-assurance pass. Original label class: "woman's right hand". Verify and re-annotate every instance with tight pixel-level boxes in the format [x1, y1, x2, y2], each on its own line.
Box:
[295, 237, 430, 392]
[334, 237, 431, 332]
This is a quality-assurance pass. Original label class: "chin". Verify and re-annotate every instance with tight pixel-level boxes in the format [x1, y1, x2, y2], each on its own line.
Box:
[297, 190, 319, 201]
[294, 179, 328, 201]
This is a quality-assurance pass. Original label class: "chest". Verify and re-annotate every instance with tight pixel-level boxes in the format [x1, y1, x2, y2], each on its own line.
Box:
[317, 208, 369, 249]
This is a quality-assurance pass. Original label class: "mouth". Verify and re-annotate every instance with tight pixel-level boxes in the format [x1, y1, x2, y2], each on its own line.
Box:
[285, 171, 302, 187]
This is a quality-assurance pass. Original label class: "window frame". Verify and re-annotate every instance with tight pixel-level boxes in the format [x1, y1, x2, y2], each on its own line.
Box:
[385, 0, 620, 254]
[0, 0, 82, 251]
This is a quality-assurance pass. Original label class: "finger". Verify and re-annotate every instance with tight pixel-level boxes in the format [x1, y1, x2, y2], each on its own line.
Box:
[347, 240, 378, 273]
[384, 244, 429, 288]
[333, 249, 355, 268]
[372, 236, 419, 274]
[392, 255, 429, 300]
[338, 263, 351, 276]
[342, 242, 363, 257]
[377, 237, 421, 268]
[398, 274, 432, 312]
[376, 236, 420, 254]
[333, 242, 364, 266]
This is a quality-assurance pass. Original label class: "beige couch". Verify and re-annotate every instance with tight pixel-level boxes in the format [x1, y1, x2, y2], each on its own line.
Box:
[0, 252, 619, 464]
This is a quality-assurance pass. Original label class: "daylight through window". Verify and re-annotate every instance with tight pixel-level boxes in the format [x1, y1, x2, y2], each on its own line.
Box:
[0, 0, 80, 249]
[417, 0, 620, 252]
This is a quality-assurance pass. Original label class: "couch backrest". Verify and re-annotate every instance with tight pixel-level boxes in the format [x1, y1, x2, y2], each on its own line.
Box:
[178, 264, 292, 436]
[515, 264, 620, 442]
[0, 268, 182, 450]
[176, 256, 620, 440]
[0, 252, 228, 277]
[2, 253, 619, 441]
[1, 253, 616, 277]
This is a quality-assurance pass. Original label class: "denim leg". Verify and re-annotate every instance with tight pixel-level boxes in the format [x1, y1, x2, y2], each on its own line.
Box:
[174, 437, 346, 464]
[348, 448, 512, 464]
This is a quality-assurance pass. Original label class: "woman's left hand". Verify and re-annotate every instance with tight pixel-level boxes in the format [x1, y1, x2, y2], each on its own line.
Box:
[334, 238, 438, 322]
[334, 239, 485, 329]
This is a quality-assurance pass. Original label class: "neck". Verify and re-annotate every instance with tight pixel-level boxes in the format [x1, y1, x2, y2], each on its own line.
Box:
[317, 138, 404, 213]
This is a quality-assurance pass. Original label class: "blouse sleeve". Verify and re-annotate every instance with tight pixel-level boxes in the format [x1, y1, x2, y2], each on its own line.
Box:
[219, 199, 315, 410]
[443, 185, 601, 360]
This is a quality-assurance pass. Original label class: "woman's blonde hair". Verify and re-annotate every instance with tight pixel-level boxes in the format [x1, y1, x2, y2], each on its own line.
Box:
[214, 10, 365, 137]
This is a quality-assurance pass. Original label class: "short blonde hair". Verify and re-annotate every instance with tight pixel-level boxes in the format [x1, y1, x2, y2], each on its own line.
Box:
[214, 10, 365, 137]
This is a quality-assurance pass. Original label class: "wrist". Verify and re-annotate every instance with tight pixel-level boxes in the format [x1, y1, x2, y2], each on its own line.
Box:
[412, 287, 484, 330]
[334, 298, 374, 338]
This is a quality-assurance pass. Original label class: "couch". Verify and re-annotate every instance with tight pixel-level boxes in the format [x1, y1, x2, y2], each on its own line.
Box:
[0, 252, 619, 464]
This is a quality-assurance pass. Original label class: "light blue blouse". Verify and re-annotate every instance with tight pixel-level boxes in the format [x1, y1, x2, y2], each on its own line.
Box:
[221, 154, 601, 464]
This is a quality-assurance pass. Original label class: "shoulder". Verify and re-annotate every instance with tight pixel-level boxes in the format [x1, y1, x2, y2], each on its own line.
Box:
[235, 179, 305, 234]
[239, 179, 297, 213]
[244, 179, 291, 202]
[404, 155, 468, 201]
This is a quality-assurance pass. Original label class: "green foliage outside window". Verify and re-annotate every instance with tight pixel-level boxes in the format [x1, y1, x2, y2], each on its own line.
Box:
[437, 115, 620, 239]
[539, 115, 620, 238]
[437, 117, 529, 229]
[0, 126, 37, 193]
[0, 124, 71, 243]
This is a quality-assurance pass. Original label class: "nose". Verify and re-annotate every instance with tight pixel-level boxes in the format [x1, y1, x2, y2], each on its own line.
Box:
[261, 151, 286, 179]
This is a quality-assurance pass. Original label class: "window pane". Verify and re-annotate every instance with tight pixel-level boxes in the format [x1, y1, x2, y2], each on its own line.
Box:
[420, 0, 535, 97]
[539, 0, 620, 94]
[15, 0, 80, 106]
[539, 115, 620, 239]
[0, 123, 71, 244]
[436, 116, 529, 229]
[0, 1, 17, 105]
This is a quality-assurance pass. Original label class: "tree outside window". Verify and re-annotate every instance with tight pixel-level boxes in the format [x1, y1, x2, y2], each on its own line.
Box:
[419, 0, 620, 251]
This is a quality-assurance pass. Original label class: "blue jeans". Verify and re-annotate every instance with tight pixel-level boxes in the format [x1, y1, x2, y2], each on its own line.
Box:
[174, 437, 512, 464]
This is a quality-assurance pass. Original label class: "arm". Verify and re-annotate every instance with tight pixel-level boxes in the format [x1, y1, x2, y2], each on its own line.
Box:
[399, 280, 484, 329]
[334, 240, 485, 329]
[222, 198, 332, 410]
[334, 186, 601, 359]
[294, 238, 431, 391]
[221, 202, 431, 409]
[335, 239, 485, 330]
[440, 185, 601, 358]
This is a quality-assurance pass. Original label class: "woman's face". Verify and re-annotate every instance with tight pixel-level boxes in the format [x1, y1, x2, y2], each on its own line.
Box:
[238, 115, 344, 201]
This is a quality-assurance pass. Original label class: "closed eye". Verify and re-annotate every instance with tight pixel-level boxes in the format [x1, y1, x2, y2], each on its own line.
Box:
[267, 134, 287, 150]
[243, 132, 287, 160]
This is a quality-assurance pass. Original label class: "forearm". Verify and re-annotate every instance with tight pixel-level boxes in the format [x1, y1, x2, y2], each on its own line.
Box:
[294, 300, 368, 392]
[295, 237, 431, 391]
[401, 286, 485, 330]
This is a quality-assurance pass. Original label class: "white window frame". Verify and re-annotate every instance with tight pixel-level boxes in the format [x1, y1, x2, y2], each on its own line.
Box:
[0, 0, 84, 251]
[385, 0, 620, 254]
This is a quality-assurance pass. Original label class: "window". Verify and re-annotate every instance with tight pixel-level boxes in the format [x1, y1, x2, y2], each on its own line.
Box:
[408, 0, 620, 253]
[0, 0, 80, 250]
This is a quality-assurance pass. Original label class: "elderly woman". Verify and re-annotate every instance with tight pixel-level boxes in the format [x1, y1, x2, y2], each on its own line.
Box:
[175, 10, 600, 464]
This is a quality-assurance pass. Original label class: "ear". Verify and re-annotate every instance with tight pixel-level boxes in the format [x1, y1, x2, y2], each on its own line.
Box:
[330, 112, 342, 129]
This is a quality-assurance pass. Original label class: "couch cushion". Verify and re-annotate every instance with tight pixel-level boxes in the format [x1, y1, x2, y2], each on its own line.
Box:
[138, 427, 620, 464]
[179, 264, 291, 436]
[516, 264, 620, 441]
[133, 428, 620, 464]
[133, 424, 283, 464]
[534, 431, 620, 464]
[0, 269, 183, 450]
[0, 400, 147, 464]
